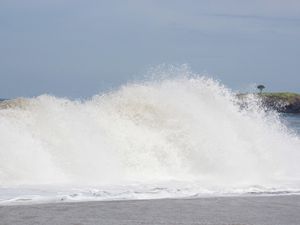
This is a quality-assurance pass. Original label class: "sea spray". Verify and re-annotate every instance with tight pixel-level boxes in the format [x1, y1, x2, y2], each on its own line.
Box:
[0, 68, 300, 203]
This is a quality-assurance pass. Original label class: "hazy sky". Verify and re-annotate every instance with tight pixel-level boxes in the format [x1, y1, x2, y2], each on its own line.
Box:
[1, 0, 300, 98]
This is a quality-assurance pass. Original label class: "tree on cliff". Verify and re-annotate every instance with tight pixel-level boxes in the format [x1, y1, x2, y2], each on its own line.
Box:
[257, 85, 265, 94]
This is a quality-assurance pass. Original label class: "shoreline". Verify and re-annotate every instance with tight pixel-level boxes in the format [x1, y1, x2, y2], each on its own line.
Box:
[1, 191, 300, 206]
[1, 195, 300, 225]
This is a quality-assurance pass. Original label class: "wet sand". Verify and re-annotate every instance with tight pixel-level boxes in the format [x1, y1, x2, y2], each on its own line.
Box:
[0, 195, 300, 225]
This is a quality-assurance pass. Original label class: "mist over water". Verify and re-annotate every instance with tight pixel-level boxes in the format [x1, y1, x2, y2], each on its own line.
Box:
[1, 67, 300, 203]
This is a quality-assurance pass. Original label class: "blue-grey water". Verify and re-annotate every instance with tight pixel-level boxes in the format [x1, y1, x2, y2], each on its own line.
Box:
[282, 114, 300, 135]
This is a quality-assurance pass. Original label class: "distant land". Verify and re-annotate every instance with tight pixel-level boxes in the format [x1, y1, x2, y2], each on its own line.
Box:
[238, 92, 300, 114]
[0, 93, 300, 113]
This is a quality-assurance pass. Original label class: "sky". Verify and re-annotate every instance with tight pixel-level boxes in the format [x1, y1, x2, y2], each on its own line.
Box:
[1, 0, 300, 98]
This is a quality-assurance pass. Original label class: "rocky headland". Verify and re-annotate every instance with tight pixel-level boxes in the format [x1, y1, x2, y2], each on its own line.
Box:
[238, 92, 300, 113]
[1, 93, 300, 113]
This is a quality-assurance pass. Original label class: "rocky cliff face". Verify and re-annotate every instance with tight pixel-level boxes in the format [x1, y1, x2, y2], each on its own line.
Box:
[260, 93, 300, 113]
[238, 92, 300, 113]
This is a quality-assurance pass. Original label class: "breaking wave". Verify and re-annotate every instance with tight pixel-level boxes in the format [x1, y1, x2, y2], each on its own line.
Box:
[0, 67, 300, 204]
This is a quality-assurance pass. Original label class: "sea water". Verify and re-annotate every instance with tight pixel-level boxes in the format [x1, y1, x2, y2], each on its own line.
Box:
[0, 68, 300, 204]
[283, 114, 300, 135]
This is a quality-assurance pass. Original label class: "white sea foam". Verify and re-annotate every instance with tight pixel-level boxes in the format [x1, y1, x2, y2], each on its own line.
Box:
[0, 67, 300, 204]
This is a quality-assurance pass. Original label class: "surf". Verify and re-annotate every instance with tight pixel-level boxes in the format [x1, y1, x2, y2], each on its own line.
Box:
[0, 67, 300, 203]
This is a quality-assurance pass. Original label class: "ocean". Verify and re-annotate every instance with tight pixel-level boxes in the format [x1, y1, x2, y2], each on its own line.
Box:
[282, 114, 300, 134]
[0, 74, 300, 205]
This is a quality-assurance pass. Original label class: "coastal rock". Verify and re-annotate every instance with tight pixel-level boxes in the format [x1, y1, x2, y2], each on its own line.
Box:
[238, 93, 300, 114]
[261, 93, 300, 113]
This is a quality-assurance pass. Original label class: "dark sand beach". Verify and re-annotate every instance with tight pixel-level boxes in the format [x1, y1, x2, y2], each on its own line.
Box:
[0, 195, 300, 225]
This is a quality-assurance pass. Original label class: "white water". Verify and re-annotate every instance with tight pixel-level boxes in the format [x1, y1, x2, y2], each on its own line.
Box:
[1, 68, 300, 204]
